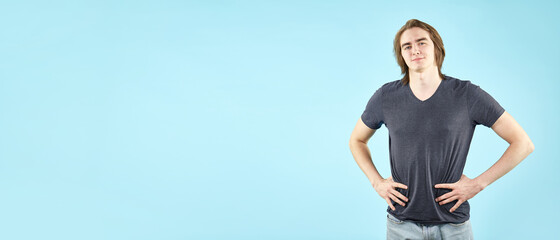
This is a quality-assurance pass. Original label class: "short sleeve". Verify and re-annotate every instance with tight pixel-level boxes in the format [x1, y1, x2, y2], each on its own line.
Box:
[361, 87, 385, 129]
[467, 83, 505, 128]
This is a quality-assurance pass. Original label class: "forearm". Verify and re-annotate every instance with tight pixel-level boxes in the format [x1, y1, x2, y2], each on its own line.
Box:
[349, 141, 384, 186]
[474, 140, 534, 189]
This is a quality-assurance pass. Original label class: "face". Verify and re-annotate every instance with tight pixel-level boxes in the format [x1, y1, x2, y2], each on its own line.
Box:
[400, 27, 437, 72]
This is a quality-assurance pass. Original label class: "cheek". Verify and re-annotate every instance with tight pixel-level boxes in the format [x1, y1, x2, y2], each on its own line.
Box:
[403, 51, 411, 57]
[427, 47, 434, 55]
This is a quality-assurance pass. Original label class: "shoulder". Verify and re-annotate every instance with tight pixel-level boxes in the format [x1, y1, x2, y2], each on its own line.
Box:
[444, 75, 477, 93]
[378, 79, 406, 95]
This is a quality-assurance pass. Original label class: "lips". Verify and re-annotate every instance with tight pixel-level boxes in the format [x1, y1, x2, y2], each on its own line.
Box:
[412, 58, 423, 61]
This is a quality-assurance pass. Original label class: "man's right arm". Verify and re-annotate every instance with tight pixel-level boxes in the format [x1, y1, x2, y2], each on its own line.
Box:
[349, 117, 409, 210]
[349, 117, 383, 186]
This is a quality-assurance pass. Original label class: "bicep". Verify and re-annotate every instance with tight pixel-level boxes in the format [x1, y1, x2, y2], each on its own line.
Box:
[491, 111, 530, 144]
[350, 117, 377, 144]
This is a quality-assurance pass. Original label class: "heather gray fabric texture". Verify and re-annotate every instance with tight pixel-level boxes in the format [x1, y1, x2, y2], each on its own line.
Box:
[361, 75, 505, 224]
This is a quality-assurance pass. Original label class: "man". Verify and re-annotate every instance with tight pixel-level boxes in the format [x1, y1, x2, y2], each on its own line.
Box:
[348, 19, 534, 240]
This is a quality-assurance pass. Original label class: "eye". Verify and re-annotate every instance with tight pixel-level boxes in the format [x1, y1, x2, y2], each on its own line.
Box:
[420, 42, 425, 45]
[404, 46, 410, 50]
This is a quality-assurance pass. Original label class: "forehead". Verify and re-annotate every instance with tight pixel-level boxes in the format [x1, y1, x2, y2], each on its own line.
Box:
[400, 27, 431, 43]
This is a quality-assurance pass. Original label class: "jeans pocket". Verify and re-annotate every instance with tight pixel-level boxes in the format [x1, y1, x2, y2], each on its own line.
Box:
[448, 219, 468, 227]
[387, 213, 404, 224]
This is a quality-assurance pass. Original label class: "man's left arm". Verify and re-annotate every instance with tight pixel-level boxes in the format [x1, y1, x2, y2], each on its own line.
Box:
[434, 111, 534, 212]
[473, 110, 535, 188]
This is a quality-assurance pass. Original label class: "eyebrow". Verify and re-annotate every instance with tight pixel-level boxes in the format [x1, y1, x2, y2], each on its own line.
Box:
[401, 37, 428, 48]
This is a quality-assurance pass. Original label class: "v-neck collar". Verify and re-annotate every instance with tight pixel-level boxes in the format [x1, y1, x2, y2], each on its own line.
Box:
[406, 76, 447, 103]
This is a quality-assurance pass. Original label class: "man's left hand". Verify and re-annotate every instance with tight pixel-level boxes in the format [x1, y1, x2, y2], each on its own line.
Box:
[434, 174, 484, 213]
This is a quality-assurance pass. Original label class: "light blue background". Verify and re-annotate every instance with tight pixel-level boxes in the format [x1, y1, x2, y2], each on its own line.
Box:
[0, 0, 557, 239]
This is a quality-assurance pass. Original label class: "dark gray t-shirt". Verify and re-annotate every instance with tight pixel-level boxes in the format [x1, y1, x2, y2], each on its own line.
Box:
[361, 75, 505, 224]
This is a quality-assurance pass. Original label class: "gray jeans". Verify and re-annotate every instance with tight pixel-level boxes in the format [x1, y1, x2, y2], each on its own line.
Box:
[386, 213, 474, 240]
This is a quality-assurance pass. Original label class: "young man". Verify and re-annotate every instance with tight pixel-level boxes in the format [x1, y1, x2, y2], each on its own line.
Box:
[348, 19, 534, 239]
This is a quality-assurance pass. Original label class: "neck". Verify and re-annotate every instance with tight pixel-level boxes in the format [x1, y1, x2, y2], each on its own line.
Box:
[408, 66, 442, 87]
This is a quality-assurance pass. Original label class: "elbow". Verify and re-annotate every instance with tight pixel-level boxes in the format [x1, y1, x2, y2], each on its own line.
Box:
[349, 138, 356, 149]
[520, 138, 535, 155]
[349, 138, 367, 149]
[349, 139, 359, 149]
[527, 140, 535, 154]
[512, 138, 534, 156]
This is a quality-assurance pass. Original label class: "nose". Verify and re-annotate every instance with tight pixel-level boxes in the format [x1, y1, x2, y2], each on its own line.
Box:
[412, 45, 420, 55]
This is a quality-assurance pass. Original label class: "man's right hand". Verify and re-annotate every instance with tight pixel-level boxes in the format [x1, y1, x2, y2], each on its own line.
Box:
[372, 176, 409, 211]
